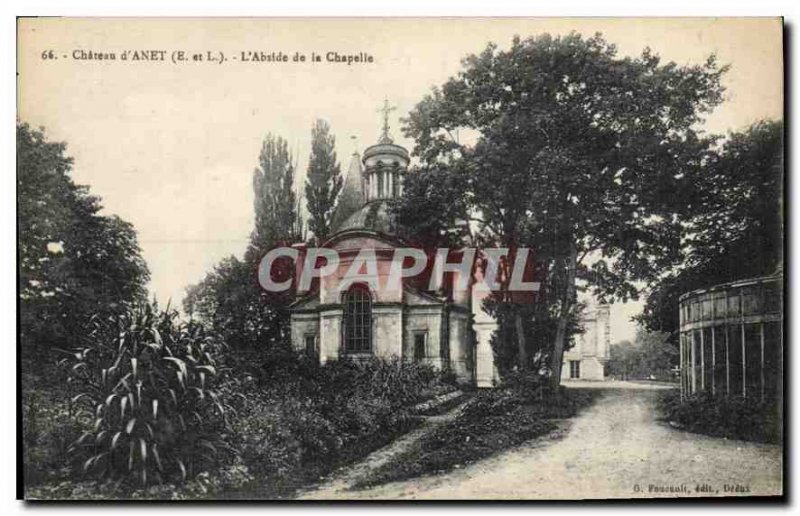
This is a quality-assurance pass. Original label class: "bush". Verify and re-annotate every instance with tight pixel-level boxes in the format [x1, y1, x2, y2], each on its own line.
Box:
[460, 389, 522, 421]
[27, 318, 443, 498]
[500, 369, 550, 395]
[659, 390, 782, 444]
[60, 302, 236, 486]
[26, 459, 254, 500]
[22, 383, 85, 486]
[223, 356, 438, 494]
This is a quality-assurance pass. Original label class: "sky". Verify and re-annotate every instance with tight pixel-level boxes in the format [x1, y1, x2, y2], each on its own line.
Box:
[17, 18, 783, 343]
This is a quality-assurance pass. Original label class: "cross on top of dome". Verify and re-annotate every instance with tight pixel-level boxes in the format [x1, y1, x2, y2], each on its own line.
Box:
[377, 96, 396, 144]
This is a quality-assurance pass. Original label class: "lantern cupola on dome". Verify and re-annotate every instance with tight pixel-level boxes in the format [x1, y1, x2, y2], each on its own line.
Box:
[362, 97, 409, 202]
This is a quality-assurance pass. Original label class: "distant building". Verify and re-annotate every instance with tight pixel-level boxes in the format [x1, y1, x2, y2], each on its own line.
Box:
[561, 304, 611, 381]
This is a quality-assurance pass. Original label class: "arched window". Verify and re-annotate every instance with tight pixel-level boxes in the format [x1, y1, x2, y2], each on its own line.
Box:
[343, 283, 372, 353]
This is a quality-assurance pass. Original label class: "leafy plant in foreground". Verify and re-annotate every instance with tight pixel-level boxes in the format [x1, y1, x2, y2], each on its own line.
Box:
[62, 302, 234, 485]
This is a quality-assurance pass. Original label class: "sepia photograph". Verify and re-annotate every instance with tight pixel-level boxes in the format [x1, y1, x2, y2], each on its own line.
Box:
[16, 16, 784, 501]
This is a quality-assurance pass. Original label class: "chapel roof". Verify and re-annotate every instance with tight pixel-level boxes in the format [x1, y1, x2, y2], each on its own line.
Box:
[330, 152, 365, 232]
[335, 199, 395, 235]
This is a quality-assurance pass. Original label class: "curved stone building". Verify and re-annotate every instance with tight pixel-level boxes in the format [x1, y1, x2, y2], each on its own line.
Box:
[678, 274, 783, 401]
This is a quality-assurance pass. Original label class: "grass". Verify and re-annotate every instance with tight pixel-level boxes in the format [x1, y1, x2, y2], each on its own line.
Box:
[352, 386, 601, 489]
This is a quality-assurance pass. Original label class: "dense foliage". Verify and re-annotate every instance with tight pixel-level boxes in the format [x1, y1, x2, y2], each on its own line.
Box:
[226, 357, 439, 494]
[395, 33, 728, 383]
[24, 300, 444, 499]
[659, 390, 781, 444]
[606, 328, 677, 381]
[639, 120, 784, 337]
[18, 123, 150, 363]
[183, 256, 289, 355]
[61, 303, 235, 486]
[22, 376, 83, 487]
[485, 298, 585, 378]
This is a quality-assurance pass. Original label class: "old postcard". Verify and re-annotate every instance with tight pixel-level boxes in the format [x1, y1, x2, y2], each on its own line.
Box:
[17, 17, 784, 500]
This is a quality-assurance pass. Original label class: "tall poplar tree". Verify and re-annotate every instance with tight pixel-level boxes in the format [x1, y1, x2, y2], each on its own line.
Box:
[187, 133, 302, 354]
[304, 119, 343, 243]
[247, 134, 302, 261]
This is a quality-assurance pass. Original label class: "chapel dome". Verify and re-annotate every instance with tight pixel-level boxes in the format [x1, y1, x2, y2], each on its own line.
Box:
[335, 199, 395, 234]
[362, 141, 410, 164]
[329, 99, 408, 237]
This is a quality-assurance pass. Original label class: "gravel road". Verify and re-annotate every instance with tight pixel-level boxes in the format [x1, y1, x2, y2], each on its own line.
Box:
[302, 382, 782, 500]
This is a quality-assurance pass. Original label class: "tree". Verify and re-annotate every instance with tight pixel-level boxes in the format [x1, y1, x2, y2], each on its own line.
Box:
[607, 339, 638, 380]
[186, 133, 302, 361]
[638, 120, 784, 337]
[18, 123, 150, 362]
[246, 134, 303, 262]
[607, 328, 677, 380]
[399, 33, 727, 386]
[183, 256, 287, 352]
[304, 119, 343, 243]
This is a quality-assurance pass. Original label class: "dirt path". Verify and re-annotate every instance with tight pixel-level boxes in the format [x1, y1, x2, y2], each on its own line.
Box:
[298, 401, 469, 499]
[300, 382, 782, 500]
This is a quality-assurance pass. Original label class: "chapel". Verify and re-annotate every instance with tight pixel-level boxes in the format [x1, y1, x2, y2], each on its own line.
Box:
[289, 109, 500, 387]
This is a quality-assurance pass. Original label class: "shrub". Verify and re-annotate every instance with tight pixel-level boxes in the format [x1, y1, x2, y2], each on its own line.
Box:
[26, 459, 254, 500]
[30, 329, 442, 498]
[22, 383, 85, 486]
[292, 356, 436, 406]
[225, 356, 437, 491]
[460, 389, 522, 421]
[500, 369, 551, 398]
[659, 390, 782, 444]
[61, 302, 236, 486]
